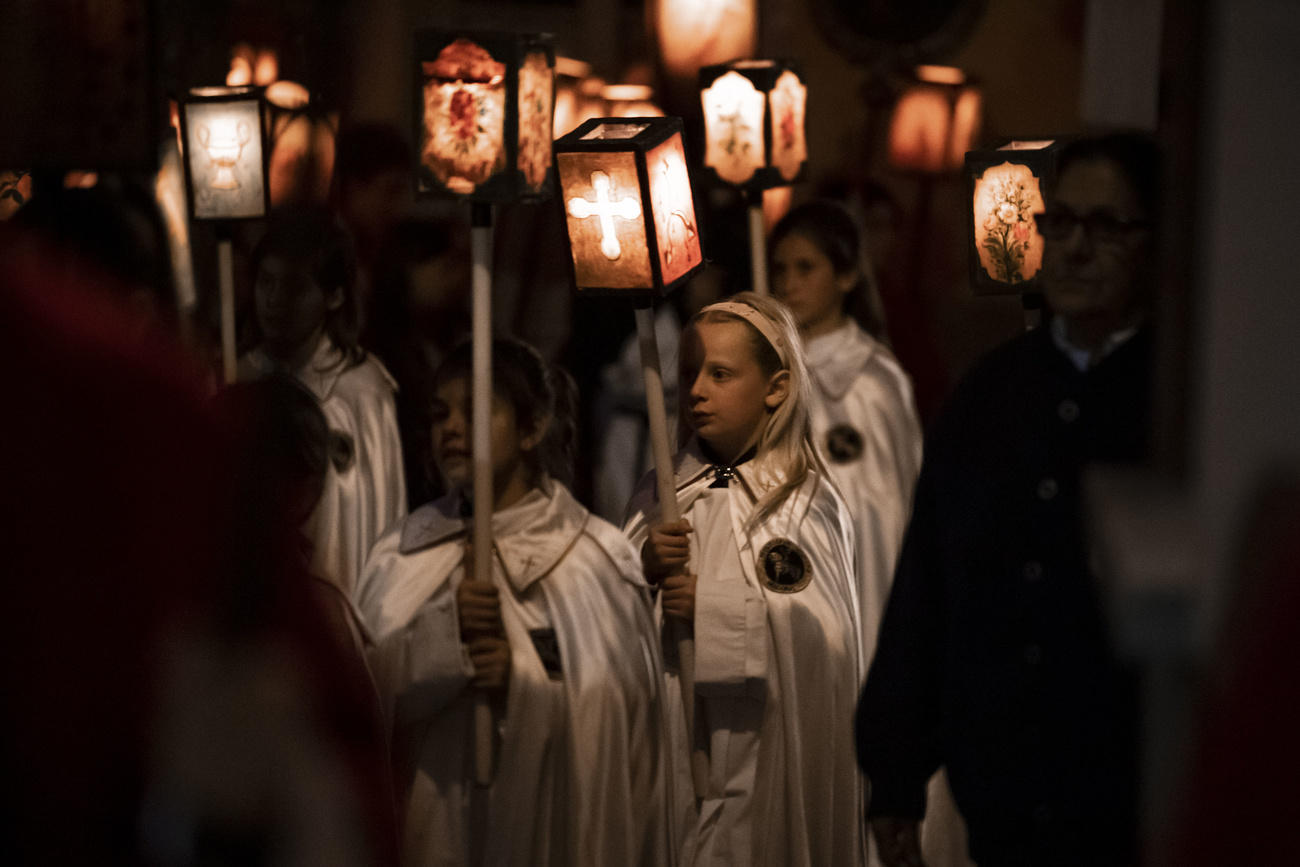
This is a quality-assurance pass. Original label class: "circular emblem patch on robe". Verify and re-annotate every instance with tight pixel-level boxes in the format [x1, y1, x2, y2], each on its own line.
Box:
[759, 538, 811, 593]
[825, 423, 864, 463]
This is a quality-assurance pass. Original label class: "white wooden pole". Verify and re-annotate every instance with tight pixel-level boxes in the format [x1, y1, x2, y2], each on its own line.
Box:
[747, 200, 768, 296]
[217, 236, 237, 384]
[635, 304, 708, 801]
[471, 202, 494, 787]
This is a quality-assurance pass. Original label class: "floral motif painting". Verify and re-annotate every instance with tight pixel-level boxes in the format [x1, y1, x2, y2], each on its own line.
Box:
[701, 70, 765, 185]
[768, 70, 807, 183]
[421, 39, 507, 195]
[516, 50, 554, 193]
[972, 161, 1044, 284]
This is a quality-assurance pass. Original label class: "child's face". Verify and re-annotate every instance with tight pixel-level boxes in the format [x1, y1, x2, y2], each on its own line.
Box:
[429, 375, 526, 492]
[771, 232, 853, 334]
[254, 255, 340, 357]
[680, 320, 785, 462]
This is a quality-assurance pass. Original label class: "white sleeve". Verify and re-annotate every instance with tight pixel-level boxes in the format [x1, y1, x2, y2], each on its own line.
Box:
[370, 594, 474, 726]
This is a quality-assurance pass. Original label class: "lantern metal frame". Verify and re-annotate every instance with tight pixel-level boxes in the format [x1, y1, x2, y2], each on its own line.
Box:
[698, 59, 807, 194]
[413, 29, 556, 204]
[178, 85, 272, 222]
[964, 137, 1066, 296]
[553, 115, 706, 300]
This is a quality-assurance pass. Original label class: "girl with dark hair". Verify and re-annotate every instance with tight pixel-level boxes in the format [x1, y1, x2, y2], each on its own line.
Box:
[626, 293, 864, 866]
[239, 207, 406, 597]
[356, 339, 669, 867]
[770, 203, 970, 865]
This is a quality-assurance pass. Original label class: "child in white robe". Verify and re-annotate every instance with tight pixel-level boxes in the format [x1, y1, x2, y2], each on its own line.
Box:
[771, 201, 969, 867]
[625, 292, 866, 867]
[357, 339, 670, 867]
[239, 208, 406, 597]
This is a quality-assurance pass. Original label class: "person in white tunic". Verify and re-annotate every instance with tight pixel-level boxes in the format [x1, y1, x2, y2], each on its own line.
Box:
[771, 201, 969, 867]
[239, 209, 407, 597]
[625, 292, 866, 867]
[358, 339, 670, 867]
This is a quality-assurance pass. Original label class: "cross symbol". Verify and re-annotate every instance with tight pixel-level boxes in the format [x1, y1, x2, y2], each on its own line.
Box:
[567, 170, 642, 260]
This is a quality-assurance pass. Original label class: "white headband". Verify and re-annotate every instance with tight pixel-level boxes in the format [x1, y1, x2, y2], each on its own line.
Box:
[698, 301, 789, 366]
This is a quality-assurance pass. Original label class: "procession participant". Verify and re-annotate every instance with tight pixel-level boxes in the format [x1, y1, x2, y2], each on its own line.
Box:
[239, 207, 406, 596]
[772, 202, 968, 866]
[358, 339, 670, 867]
[626, 292, 865, 867]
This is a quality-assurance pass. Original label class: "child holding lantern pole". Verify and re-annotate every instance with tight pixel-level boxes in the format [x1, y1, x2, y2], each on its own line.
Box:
[625, 292, 866, 867]
[357, 339, 670, 867]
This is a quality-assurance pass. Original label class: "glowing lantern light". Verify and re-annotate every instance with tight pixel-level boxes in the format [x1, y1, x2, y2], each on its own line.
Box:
[415, 30, 555, 202]
[179, 86, 270, 220]
[602, 84, 665, 119]
[554, 56, 603, 137]
[700, 59, 807, 191]
[888, 65, 982, 174]
[555, 117, 705, 296]
[651, 0, 757, 83]
[964, 139, 1064, 295]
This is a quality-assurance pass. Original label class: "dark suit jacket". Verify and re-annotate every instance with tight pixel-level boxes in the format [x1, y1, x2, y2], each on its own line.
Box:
[856, 323, 1151, 866]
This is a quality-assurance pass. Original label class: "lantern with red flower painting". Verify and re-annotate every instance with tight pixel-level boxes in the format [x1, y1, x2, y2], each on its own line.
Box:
[414, 30, 555, 202]
[964, 138, 1065, 295]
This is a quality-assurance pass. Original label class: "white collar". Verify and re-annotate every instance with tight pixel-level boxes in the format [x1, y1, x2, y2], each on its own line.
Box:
[804, 319, 880, 401]
[398, 479, 588, 594]
[1050, 316, 1141, 372]
[242, 333, 348, 401]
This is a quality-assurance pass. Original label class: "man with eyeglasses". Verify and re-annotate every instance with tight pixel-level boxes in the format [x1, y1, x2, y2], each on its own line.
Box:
[856, 132, 1160, 867]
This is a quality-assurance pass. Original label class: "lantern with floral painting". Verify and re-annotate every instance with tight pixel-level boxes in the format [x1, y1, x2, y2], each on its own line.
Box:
[699, 60, 807, 192]
[414, 30, 555, 202]
[554, 117, 705, 297]
[889, 65, 982, 174]
[964, 139, 1064, 295]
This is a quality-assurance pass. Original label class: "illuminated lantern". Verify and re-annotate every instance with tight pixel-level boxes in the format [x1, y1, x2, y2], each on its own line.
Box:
[964, 139, 1064, 295]
[554, 117, 705, 297]
[265, 82, 337, 207]
[179, 85, 270, 221]
[601, 84, 665, 119]
[889, 65, 982, 174]
[699, 60, 807, 191]
[414, 30, 555, 201]
[651, 0, 757, 83]
[554, 57, 604, 137]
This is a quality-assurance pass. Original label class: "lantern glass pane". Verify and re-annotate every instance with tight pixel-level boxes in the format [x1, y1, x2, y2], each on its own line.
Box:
[769, 70, 807, 183]
[945, 88, 982, 170]
[581, 122, 650, 140]
[419, 39, 506, 196]
[702, 70, 766, 185]
[184, 98, 266, 219]
[517, 50, 554, 193]
[888, 87, 952, 173]
[646, 133, 703, 286]
[972, 161, 1045, 285]
[557, 151, 652, 289]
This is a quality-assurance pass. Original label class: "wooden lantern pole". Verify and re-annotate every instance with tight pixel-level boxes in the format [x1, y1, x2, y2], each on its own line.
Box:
[469, 201, 495, 788]
[635, 303, 709, 801]
[746, 192, 769, 295]
[216, 228, 237, 384]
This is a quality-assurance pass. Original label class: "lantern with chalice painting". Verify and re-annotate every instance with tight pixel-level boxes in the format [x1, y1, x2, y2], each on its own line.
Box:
[179, 86, 270, 221]
[415, 30, 555, 201]
[965, 139, 1064, 295]
[699, 60, 807, 192]
[554, 117, 705, 297]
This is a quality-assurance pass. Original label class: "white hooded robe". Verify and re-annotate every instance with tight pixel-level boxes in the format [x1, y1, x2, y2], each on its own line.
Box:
[357, 481, 671, 867]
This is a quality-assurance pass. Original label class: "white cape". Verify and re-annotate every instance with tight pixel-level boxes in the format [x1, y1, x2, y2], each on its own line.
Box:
[357, 481, 671, 867]
[625, 441, 866, 867]
[242, 336, 407, 597]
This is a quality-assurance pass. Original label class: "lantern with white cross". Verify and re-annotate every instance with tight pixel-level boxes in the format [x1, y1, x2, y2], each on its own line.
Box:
[554, 114, 709, 800]
[553, 116, 704, 297]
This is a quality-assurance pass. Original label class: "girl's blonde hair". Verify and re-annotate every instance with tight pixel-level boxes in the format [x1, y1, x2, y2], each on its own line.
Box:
[688, 291, 827, 528]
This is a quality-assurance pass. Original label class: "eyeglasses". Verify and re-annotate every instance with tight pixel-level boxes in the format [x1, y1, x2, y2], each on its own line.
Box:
[1033, 209, 1151, 244]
